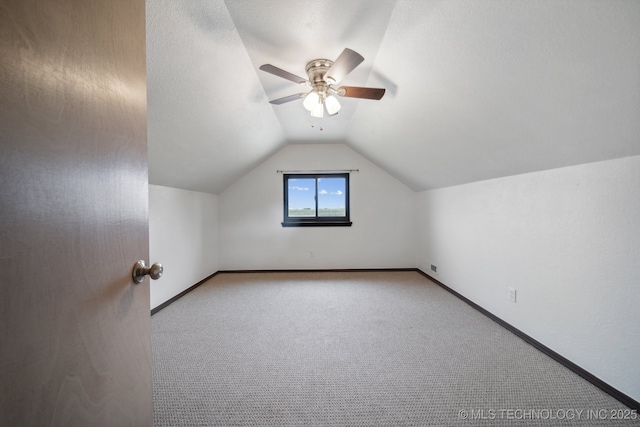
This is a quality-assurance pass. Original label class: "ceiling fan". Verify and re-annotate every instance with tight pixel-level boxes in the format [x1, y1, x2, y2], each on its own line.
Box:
[259, 48, 385, 118]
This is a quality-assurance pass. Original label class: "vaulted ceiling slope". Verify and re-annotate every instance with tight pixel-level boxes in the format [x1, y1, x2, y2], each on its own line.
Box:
[146, 0, 640, 194]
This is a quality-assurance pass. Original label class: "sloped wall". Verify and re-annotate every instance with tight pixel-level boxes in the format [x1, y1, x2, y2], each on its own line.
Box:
[218, 144, 416, 270]
[415, 155, 640, 402]
[149, 185, 218, 309]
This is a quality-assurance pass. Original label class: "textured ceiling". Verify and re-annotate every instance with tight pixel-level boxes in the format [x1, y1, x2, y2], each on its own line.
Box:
[147, 0, 640, 194]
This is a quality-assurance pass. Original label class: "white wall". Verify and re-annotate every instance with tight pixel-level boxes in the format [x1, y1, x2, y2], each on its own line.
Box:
[149, 185, 218, 309]
[218, 144, 416, 270]
[415, 155, 640, 402]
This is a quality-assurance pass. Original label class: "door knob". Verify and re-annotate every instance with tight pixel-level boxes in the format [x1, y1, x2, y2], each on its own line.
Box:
[132, 260, 163, 283]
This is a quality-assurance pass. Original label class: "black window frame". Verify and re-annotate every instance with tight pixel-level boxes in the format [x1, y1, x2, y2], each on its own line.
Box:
[282, 173, 352, 227]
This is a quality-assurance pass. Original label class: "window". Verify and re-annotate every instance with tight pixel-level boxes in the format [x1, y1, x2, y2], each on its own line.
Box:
[282, 173, 351, 227]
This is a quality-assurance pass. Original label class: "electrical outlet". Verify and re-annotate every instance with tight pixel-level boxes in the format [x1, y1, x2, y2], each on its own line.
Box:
[430, 264, 438, 274]
[508, 287, 517, 303]
[309, 249, 314, 257]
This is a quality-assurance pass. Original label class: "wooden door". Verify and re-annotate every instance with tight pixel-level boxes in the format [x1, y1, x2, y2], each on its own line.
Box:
[0, 0, 151, 425]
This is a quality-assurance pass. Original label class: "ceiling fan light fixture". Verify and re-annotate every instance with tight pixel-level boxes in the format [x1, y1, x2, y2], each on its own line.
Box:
[259, 48, 385, 122]
[325, 94, 341, 115]
[303, 90, 319, 112]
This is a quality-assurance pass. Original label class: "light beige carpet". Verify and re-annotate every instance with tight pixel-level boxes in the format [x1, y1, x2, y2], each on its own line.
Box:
[152, 271, 638, 426]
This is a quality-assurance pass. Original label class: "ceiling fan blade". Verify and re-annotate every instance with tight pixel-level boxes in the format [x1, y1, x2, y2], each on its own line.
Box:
[324, 48, 364, 84]
[268, 93, 307, 105]
[259, 64, 308, 84]
[337, 86, 386, 100]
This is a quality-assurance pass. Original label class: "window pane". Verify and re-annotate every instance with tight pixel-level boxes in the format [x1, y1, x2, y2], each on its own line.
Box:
[287, 178, 316, 217]
[317, 177, 346, 217]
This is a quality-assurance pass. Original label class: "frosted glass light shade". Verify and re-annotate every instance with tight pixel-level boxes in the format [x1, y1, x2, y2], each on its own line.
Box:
[324, 95, 341, 115]
[303, 91, 320, 112]
[310, 101, 324, 118]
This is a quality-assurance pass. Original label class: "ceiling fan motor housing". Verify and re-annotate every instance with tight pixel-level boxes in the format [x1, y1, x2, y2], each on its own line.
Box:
[306, 59, 334, 95]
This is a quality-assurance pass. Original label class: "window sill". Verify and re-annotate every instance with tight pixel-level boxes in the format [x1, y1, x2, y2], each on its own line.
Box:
[281, 220, 352, 227]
